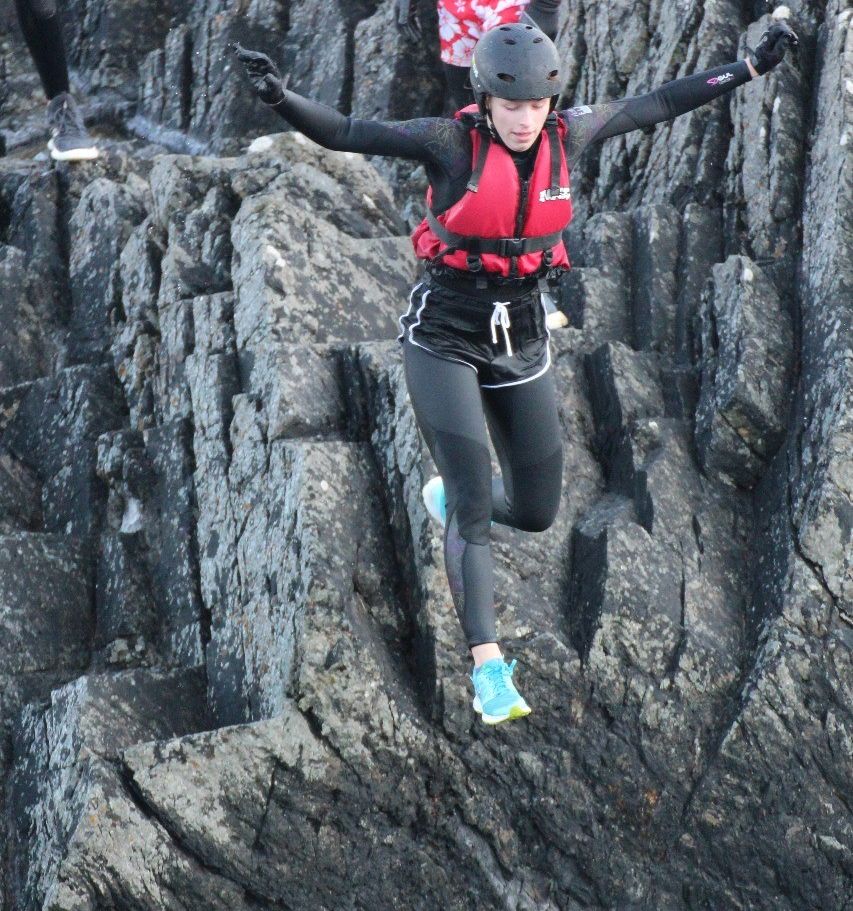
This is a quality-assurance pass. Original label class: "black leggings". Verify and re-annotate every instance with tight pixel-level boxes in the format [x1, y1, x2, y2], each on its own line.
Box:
[14, 0, 69, 100]
[403, 340, 563, 647]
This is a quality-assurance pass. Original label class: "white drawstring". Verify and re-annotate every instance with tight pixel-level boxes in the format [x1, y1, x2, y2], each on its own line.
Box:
[490, 301, 513, 357]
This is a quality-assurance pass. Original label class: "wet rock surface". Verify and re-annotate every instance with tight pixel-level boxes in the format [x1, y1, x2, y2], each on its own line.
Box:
[0, 1, 850, 910]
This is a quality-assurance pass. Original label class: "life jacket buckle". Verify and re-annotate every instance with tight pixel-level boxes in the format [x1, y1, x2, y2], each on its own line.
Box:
[466, 254, 483, 272]
[496, 237, 526, 258]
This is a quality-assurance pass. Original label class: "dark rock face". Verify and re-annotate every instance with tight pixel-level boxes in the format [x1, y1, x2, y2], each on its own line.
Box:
[0, 1, 850, 910]
[696, 255, 794, 486]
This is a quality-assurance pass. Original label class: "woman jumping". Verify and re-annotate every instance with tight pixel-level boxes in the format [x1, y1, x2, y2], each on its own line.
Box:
[237, 18, 797, 724]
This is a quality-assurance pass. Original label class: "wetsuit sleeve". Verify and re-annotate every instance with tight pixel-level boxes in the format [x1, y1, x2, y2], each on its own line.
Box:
[270, 89, 457, 165]
[561, 60, 752, 166]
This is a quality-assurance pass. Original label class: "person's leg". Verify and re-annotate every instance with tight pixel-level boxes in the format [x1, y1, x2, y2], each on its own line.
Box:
[483, 369, 564, 532]
[13, 0, 69, 100]
[13, 0, 98, 160]
[403, 340, 498, 652]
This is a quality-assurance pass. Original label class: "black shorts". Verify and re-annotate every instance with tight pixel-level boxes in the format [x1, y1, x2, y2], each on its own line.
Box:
[397, 279, 551, 389]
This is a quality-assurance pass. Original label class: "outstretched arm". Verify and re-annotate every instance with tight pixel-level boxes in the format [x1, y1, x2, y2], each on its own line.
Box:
[235, 44, 448, 164]
[562, 22, 798, 166]
[269, 90, 445, 161]
[563, 61, 751, 155]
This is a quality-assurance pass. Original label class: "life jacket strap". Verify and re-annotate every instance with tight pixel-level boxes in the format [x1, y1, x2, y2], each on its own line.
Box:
[467, 128, 491, 193]
[426, 208, 564, 259]
[546, 116, 561, 195]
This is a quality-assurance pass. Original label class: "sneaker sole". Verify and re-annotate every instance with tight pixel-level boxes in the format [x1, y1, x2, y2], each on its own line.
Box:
[422, 478, 445, 526]
[472, 696, 532, 725]
[50, 146, 100, 162]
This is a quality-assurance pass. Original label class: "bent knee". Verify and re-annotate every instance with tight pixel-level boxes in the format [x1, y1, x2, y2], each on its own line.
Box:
[512, 502, 560, 533]
[516, 515, 557, 533]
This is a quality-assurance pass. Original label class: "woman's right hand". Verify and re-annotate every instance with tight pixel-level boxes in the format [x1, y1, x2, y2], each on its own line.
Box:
[234, 44, 287, 105]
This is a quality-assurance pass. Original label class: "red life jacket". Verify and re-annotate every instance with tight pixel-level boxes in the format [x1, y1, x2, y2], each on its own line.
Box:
[411, 106, 573, 277]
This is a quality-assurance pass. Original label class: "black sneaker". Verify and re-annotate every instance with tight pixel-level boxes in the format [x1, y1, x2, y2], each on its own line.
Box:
[46, 93, 99, 162]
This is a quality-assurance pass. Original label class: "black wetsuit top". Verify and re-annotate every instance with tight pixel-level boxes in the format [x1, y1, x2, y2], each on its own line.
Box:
[272, 60, 751, 219]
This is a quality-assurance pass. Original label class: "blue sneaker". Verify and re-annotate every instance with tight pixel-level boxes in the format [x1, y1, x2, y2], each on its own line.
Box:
[422, 476, 446, 526]
[471, 658, 531, 725]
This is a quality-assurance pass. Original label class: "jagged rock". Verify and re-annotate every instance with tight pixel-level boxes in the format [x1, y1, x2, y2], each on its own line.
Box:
[3, 167, 66, 325]
[94, 532, 158, 667]
[0, 243, 51, 385]
[632, 203, 680, 355]
[32, 757, 250, 910]
[353, 0, 443, 121]
[672, 203, 724, 410]
[142, 419, 205, 667]
[678, 204, 724, 355]
[338, 340, 456, 719]
[250, 135, 407, 238]
[113, 217, 167, 429]
[68, 177, 149, 364]
[229, 170, 413, 398]
[197, 417, 416, 726]
[264, 343, 348, 441]
[0, 534, 91, 721]
[57, 147, 156, 216]
[3, 366, 126, 536]
[683, 565, 853, 911]
[8, 666, 209, 910]
[60, 0, 189, 94]
[558, 211, 633, 345]
[152, 163, 238, 303]
[0, 445, 41, 532]
[792, 0, 853, 607]
[118, 706, 518, 911]
[139, 23, 193, 131]
[585, 340, 666, 493]
[570, 495, 681, 664]
[726, 12, 810, 289]
[574, 331, 758, 869]
[696, 255, 794, 488]
[282, 0, 351, 112]
[574, 0, 744, 211]
[185, 4, 287, 153]
[0, 0, 849, 906]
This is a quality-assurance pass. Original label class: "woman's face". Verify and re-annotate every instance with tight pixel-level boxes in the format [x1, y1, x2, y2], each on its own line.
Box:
[487, 96, 551, 152]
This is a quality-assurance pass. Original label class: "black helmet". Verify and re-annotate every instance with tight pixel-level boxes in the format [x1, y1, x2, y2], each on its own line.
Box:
[469, 22, 561, 116]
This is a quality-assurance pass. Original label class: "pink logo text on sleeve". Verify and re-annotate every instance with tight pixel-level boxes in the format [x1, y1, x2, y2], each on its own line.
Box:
[707, 72, 735, 85]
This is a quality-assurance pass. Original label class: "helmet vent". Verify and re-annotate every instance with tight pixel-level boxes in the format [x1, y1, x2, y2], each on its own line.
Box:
[499, 25, 511, 30]
[497, 72, 516, 83]
[548, 70, 559, 80]
[504, 38, 517, 44]
[533, 36, 544, 43]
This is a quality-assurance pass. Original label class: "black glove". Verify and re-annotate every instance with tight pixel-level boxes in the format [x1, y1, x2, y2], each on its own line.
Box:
[394, 0, 422, 43]
[749, 21, 799, 75]
[234, 43, 287, 105]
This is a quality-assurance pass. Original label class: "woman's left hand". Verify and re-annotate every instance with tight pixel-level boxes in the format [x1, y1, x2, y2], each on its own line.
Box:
[749, 21, 799, 76]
